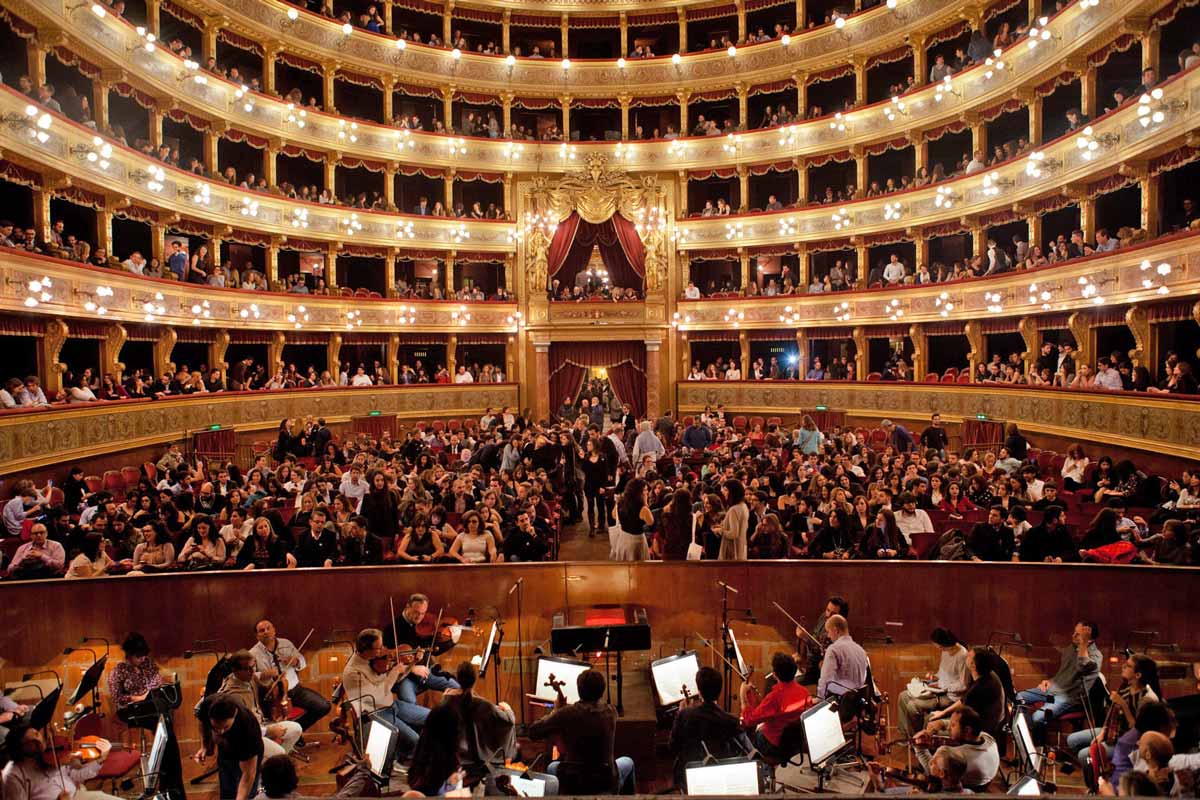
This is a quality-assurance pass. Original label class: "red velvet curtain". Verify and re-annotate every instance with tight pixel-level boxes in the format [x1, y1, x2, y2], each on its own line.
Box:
[549, 341, 647, 418]
[546, 212, 646, 292]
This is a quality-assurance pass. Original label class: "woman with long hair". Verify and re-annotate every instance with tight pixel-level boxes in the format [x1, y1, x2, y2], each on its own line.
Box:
[858, 508, 909, 559]
[360, 470, 400, 541]
[405, 703, 464, 795]
[655, 488, 695, 560]
[718, 479, 748, 560]
[580, 438, 612, 537]
[614, 478, 653, 561]
[448, 511, 500, 564]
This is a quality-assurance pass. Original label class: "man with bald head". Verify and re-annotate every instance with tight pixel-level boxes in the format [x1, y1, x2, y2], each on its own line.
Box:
[249, 620, 331, 745]
[817, 614, 869, 700]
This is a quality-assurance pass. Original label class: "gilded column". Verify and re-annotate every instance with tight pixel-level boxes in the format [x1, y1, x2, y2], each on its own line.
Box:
[738, 330, 749, 377]
[677, 8, 688, 54]
[964, 320, 983, 381]
[269, 331, 285, 376]
[533, 341, 550, 421]
[619, 94, 630, 140]
[503, 172, 513, 219]
[851, 326, 867, 380]
[619, 12, 628, 57]
[504, 253, 514, 292]
[444, 168, 455, 211]
[854, 242, 868, 288]
[383, 0, 393, 33]
[1079, 197, 1096, 243]
[737, 165, 749, 212]
[1027, 215, 1042, 251]
[154, 325, 178, 377]
[443, 0, 454, 47]
[645, 339, 662, 419]
[382, 78, 394, 123]
[795, 329, 808, 375]
[1142, 28, 1160, 72]
[210, 329, 230, 382]
[262, 44, 278, 95]
[908, 323, 926, 379]
[201, 18, 220, 63]
[1018, 316, 1039, 375]
[736, 0, 746, 43]
[1080, 67, 1097, 119]
[26, 37, 46, 89]
[96, 209, 113, 256]
[914, 137, 927, 173]
[150, 221, 166, 264]
[736, 83, 748, 129]
[265, 238, 280, 288]
[442, 86, 454, 129]
[795, 158, 807, 206]
[561, 95, 571, 140]
[793, 72, 807, 118]
[146, 0, 161, 35]
[501, 92, 513, 136]
[92, 79, 111, 131]
[383, 165, 396, 209]
[677, 90, 690, 136]
[505, 335, 516, 385]
[911, 34, 927, 86]
[386, 334, 400, 384]
[795, 0, 805, 31]
[1028, 93, 1043, 146]
[795, 243, 808, 287]
[561, 14, 569, 58]
[100, 322, 127, 382]
[262, 139, 279, 187]
[448, 333, 458, 374]
[324, 152, 338, 193]
[970, 121, 987, 158]
[1124, 305, 1153, 371]
[149, 109, 163, 149]
[1067, 311, 1092, 368]
[502, 10, 510, 53]
[32, 189, 51, 243]
[327, 333, 343, 379]
[971, 224, 985, 256]
[853, 147, 867, 195]
[445, 250, 456, 295]
[914, 235, 930, 272]
[203, 121, 225, 175]
[853, 57, 866, 106]
[1141, 173, 1161, 237]
[677, 170, 688, 216]
[738, 248, 750, 290]
[326, 241, 339, 288]
[39, 319, 68, 394]
[679, 333, 691, 383]
[323, 62, 337, 113]
[385, 248, 398, 297]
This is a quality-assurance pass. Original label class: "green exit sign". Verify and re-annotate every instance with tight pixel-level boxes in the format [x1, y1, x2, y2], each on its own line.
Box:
[369, 410, 382, 416]
[209, 424, 221, 431]
[815, 405, 828, 411]
[975, 413, 988, 420]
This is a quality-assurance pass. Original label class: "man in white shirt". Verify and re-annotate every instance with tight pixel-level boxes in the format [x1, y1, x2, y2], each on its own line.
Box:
[684, 282, 701, 299]
[338, 465, 368, 511]
[2, 482, 48, 537]
[1094, 361, 1124, 390]
[894, 493, 933, 545]
[605, 424, 630, 471]
[350, 367, 374, 387]
[964, 150, 986, 174]
[250, 620, 331, 741]
[1094, 227, 1118, 252]
[121, 251, 147, 275]
[882, 255, 906, 285]
[631, 421, 665, 465]
[913, 708, 999, 789]
[454, 366, 475, 383]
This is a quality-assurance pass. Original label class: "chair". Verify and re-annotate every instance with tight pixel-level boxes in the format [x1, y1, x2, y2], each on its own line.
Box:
[354, 288, 370, 297]
[957, 372, 972, 384]
[102, 470, 125, 495]
[749, 416, 765, 431]
[339, 287, 353, 296]
[681, 415, 694, 427]
[868, 429, 889, 450]
[943, 367, 959, 381]
[766, 416, 782, 427]
[432, 420, 446, 433]
[925, 372, 940, 382]
[940, 373, 958, 383]
[84, 475, 103, 493]
[143, 462, 158, 481]
[47, 487, 65, 509]
[1037, 450, 1057, 476]
[447, 419, 462, 433]
[866, 372, 882, 381]
[732, 415, 747, 432]
[74, 711, 141, 793]
[120, 466, 142, 487]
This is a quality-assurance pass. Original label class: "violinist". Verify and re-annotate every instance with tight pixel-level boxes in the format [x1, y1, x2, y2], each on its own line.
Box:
[739, 652, 812, 761]
[526, 669, 636, 794]
[217, 651, 302, 757]
[1067, 654, 1160, 763]
[339, 628, 426, 754]
[381, 594, 462, 703]
[1, 722, 118, 800]
[797, 596, 848, 685]
[914, 647, 1006, 774]
[911, 708, 999, 790]
[669, 667, 751, 787]
[250, 620, 331, 744]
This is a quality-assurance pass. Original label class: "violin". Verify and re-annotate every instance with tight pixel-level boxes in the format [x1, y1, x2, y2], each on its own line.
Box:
[41, 733, 110, 768]
[414, 609, 477, 655]
[870, 763, 942, 792]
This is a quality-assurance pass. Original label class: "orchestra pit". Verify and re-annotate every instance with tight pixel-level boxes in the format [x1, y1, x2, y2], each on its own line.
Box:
[1, 0, 1199, 794]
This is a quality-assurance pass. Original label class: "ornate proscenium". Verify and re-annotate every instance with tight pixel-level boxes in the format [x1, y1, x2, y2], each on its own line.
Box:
[524, 154, 668, 292]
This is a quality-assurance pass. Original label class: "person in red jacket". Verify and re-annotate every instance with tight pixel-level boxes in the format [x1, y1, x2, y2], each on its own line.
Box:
[739, 651, 812, 760]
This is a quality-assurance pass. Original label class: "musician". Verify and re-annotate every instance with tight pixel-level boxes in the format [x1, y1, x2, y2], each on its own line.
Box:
[1068, 654, 1161, 763]
[250, 620, 331, 744]
[440, 661, 515, 783]
[670, 667, 751, 786]
[1016, 620, 1103, 737]
[527, 668, 636, 794]
[897, 628, 970, 739]
[195, 696, 264, 800]
[0, 695, 30, 743]
[738, 652, 811, 761]
[382, 594, 462, 702]
[796, 595, 848, 685]
[107, 632, 185, 799]
[867, 747, 971, 794]
[217, 651, 302, 757]
[912, 707, 999, 790]
[1, 722, 119, 800]
[817, 614, 868, 699]
[340, 628, 426, 753]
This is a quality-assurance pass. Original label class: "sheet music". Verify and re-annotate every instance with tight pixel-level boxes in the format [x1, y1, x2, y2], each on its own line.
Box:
[508, 776, 546, 797]
[685, 762, 760, 796]
[651, 653, 700, 705]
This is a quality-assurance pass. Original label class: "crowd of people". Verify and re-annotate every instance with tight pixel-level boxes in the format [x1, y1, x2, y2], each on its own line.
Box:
[0, 357, 508, 409]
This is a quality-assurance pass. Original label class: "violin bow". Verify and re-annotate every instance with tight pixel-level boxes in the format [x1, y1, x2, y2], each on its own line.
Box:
[425, 608, 445, 668]
[772, 601, 825, 654]
[389, 597, 402, 669]
[694, 631, 750, 681]
[261, 628, 315, 698]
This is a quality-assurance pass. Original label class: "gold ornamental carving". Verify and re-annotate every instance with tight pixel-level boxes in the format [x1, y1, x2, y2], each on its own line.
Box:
[525, 154, 667, 292]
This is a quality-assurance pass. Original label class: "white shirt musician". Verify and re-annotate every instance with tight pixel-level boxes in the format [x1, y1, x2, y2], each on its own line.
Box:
[250, 620, 331, 740]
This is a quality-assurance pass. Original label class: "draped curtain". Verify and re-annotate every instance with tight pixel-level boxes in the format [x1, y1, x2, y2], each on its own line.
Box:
[546, 212, 646, 291]
[549, 341, 647, 417]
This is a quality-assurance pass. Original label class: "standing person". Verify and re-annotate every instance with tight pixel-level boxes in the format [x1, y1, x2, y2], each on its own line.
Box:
[614, 478, 652, 561]
[581, 438, 612, 538]
[655, 488, 695, 560]
[249, 620, 331, 745]
[718, 479, 748, 560]
[194, 697, 264, 800]
[527, 669, 636, 794]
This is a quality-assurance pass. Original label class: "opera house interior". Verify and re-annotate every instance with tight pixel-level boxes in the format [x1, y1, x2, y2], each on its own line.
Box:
[2, 0, 1200, 794]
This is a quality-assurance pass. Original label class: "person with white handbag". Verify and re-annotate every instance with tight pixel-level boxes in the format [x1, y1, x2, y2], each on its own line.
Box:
[612, 478, 653, 561]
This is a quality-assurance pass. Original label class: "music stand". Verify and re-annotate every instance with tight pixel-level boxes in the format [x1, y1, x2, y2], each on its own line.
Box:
[651, 651, 701, 708]
[684, 758, 765, 796]
[529, 657, 589, 706]
[1012, 708, 1041, 776]
[1008, 775, 1049, 795]
[363, 717, 402, 785]
[484, 766, 558, 797]
[141, 716, 170, 793]
[477, 620, 504, 701]
[29, 685, 62, 731]
[801, 698, 861, 792]
[69, 654, 108, 707]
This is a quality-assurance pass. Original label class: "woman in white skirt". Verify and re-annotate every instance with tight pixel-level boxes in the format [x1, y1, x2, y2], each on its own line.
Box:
[612, 477, 654, 561]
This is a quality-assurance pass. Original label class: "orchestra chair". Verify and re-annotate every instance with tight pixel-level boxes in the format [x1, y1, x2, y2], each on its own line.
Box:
[758, 719, 810, 794]
[74, 711, 142, 794]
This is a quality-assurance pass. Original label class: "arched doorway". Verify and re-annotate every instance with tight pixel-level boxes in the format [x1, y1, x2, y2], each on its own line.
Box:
[547, 341, 648, 419]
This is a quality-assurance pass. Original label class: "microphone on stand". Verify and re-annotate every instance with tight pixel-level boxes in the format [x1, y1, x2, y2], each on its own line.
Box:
[508, 577, 524, 595]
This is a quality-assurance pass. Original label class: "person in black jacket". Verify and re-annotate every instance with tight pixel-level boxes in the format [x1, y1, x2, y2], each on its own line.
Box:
[340, 516, 384, 565]
[1003, 423, 1029, 461]
[1018, 505, 1077, 563]
[237, 516, 295, 570]
[294, 507, 339, 568]
[503, 511, 550, 563]
[669, 667, 751, 788]
[966, 506, 1015, 561]
[359, 470, 400, 541]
